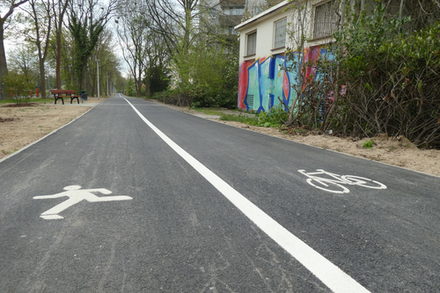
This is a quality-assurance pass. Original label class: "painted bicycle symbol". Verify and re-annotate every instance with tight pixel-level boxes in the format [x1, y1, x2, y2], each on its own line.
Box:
[298, 169, 387, 194]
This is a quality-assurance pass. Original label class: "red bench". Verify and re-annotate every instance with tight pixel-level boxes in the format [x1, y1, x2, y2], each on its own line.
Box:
[50, 89, 80, 105]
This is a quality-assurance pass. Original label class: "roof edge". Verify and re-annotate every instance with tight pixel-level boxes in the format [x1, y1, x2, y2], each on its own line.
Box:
[234, 0, 291, 31]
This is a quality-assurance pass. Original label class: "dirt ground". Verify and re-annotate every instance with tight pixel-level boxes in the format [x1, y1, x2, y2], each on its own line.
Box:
[0, 98, 101, 159]
[218, 121, 440, 176]
[158, 102, 440, 177]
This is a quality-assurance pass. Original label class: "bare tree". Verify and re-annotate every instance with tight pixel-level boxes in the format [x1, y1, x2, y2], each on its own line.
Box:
[51, 0, 69, 89]
[8, 44, 37, 83]
[21, 0, 53, 98]
[89, 29, 119, 97]
[145, 0, 199, 60]
[0, 0, 29, 97]
[116, 0, 149, 97]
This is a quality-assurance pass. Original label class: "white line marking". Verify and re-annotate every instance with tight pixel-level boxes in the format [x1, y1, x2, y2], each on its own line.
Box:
[124, 97, 370, 293]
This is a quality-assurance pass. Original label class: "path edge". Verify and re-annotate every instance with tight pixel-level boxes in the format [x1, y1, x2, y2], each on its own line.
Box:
[147, 98, 440, 179]
[0, 105, 97, 164]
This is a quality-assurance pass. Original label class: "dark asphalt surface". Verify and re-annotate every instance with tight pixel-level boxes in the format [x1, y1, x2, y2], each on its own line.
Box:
[0, 95, 439, 292]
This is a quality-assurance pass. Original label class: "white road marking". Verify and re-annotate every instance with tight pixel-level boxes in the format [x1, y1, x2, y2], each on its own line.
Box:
[124, 98, 370, 293]
[34, 185, 132, 220]
[298, 169, 387, 194]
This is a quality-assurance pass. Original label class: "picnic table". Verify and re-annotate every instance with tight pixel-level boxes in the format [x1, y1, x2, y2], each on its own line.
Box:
[50, 89, 80, 105]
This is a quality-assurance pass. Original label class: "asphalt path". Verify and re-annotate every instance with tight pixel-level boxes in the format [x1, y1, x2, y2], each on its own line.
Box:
[0, 95, 438, 292]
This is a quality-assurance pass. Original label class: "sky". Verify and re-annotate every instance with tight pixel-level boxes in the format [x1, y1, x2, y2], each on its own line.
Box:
[2, 2, 129, 78]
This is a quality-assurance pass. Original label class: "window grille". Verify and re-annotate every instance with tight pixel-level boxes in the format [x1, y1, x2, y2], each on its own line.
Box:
[273, 17, 287, 48]
[313, 0, 338, 39]
[246, 94, 254, 109]
[246, 32, 257, 56]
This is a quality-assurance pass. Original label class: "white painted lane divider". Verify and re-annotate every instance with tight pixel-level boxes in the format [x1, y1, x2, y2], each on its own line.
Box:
[34, 185, 132, 220]
[124, 98, 370, 293]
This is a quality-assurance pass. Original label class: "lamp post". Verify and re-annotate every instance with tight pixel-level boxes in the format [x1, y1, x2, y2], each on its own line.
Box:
[96, 58, 100, 99]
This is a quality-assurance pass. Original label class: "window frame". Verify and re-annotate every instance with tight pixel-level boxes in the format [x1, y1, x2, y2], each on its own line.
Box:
[272, 17, 287, 50]
[245, 30, 257, 57]
[312, 0, 338, 40]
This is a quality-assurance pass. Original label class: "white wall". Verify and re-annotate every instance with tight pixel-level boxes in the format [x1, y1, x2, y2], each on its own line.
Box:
[238, 9, 290, 63]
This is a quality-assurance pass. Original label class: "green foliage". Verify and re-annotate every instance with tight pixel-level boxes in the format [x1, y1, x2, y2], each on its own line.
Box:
[146, 65, 170, 95]
[256, 106, 289, 127]
[323, 5, 440, 148]
[3, 72, 35, 104]
[220, 114, 259, 125]
[8, 45, 38, 84]
[192, 108, 225, 116]
[68, 15, 105, 90]
[219, 106, 288, 128]
[125, 78, 137, 97]
[362, 140, 375, 149]
[171, 36, 239, 108]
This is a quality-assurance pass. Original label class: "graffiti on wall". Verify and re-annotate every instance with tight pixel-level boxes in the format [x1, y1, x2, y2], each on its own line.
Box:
[238, 46, 331, 112]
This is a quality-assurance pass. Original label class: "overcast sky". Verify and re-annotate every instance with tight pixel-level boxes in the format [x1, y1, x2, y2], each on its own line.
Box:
[3, 7, 129, 78]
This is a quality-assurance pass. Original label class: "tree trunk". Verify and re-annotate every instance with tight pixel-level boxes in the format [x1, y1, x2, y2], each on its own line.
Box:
[136, 80, 142, 97]
[399, 0, 405, 18]
[145, 77, 151, 98]
[39, 60, 46, 99]
[0, 24, 8, 99]
[55, 29, 62, 89]
[136, 69, 142, 96]
[79, 65, 86, 92]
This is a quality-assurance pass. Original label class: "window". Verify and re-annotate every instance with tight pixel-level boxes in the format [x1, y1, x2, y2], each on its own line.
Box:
[224, 7, 244, 16]
[246, 31, 257, 56]
[313, 0, 338, 39]
[273, 17, 287, 49]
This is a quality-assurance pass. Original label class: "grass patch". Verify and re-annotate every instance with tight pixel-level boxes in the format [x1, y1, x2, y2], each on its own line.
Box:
[220, 107, 288, 128]
[0, 98, 52, 104]
[362, 139, 376, 149]
[220, 113, 260, 125]
[192, 107, 225, 116]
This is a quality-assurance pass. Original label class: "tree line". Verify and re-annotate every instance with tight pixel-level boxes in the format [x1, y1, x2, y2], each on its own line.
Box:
[0, 0, 239, 107]
[117, 0, 238, 108]
[0, 0, 125, 99]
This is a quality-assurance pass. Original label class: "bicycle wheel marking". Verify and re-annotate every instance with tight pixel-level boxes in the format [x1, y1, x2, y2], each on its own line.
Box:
[298, 169, 387, 194]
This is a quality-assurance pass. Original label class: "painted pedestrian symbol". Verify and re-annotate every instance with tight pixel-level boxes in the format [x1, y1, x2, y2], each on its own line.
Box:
[33, 185, 133, 220]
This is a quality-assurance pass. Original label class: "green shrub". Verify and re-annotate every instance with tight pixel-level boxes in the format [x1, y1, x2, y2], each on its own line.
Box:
[256, 106, 289, 127]
[362, 140, 375, 149]
[324, 5, 440, 148]
[3, 72, 34, 104]
[171, 37, 238, 109]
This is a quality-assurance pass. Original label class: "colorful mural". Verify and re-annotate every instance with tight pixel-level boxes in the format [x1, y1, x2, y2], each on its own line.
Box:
[238, 46, 331, 112]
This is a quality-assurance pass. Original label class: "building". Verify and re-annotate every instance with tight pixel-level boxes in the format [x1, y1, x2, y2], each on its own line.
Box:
[200, 0, 246, 35]
[244, 0, 284, 18]
[234, 0, 339, 112]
